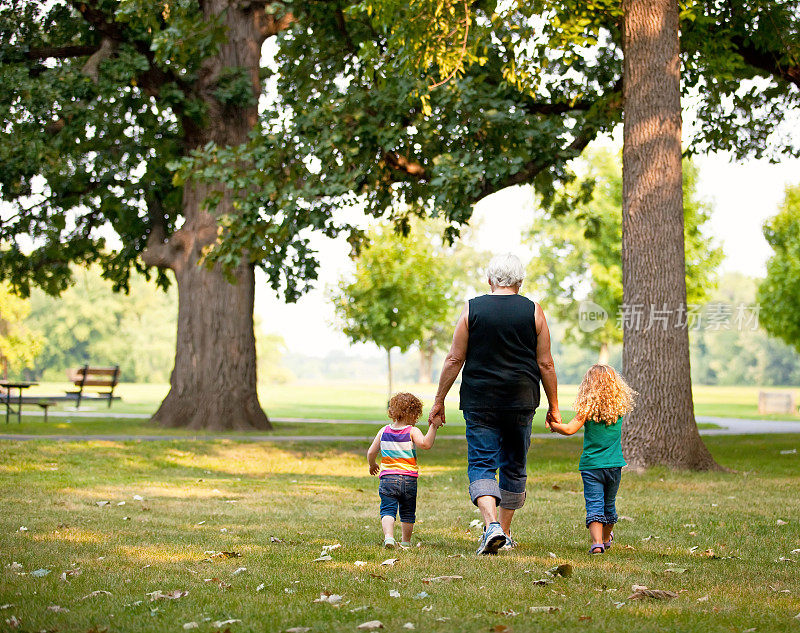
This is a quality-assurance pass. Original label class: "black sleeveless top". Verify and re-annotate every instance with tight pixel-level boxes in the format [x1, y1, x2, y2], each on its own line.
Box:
[459, 294, 541, 412]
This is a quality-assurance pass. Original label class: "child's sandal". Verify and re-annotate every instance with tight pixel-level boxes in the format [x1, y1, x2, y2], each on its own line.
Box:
[590, 543, 605, 555]
[603, 532, 614, 550]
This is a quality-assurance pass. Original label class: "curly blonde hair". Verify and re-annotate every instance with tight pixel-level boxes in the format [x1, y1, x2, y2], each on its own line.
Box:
[388, 392, 423, 424]
[574, 364, 636, 425]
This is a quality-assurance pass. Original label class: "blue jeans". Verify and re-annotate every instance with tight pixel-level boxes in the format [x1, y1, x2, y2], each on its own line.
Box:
[379, 474, 417, 523]
[581, 467, 622, 527]
[464, 410, 534, 510]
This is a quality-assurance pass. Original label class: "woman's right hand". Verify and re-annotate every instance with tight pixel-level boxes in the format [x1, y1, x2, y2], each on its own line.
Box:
[428, 401, 446, 427]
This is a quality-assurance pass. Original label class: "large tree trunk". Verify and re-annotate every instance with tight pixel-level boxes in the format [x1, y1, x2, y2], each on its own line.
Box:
[620, 0, 718, 469]
[143, 0, 273, 430]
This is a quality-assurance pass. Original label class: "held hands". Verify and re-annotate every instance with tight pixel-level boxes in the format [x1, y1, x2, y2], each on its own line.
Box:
[428, 401, 446, 428]
[546, 407, 562, 432]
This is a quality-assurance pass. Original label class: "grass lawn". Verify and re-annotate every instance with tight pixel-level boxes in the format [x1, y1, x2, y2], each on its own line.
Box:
[1, 434, 799, 632]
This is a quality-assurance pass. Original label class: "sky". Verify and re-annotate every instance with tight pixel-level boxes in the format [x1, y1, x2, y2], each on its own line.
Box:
[253, 142, 800, 357]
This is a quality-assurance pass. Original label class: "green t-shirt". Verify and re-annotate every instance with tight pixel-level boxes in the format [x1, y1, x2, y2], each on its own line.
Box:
[579, 416, 627, 471]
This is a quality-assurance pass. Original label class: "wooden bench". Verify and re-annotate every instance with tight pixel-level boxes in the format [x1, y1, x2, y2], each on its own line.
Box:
[66, 365, 120, 408]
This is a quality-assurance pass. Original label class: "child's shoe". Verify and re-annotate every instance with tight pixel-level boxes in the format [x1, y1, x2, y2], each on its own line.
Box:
[383, 536, 396, 549]
[399, 541, 412, 549]
[590, 543, 605, 555]
[603, 532, 613, 550]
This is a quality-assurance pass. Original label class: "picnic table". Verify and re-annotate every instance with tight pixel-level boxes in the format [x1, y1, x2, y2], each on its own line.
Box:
[1, 381, 38, 424]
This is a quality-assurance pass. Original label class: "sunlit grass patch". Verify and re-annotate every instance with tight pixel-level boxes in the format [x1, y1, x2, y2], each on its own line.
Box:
[1, 435, 799, 632]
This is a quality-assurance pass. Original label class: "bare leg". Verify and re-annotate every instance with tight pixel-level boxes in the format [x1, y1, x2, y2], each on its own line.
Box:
[588, 521, 604, 550]
[498, 507, 515, 535]
[381, 516, 395, 539]
[602, 523, 614, 543]
[400, 522, 414, 543]
[476, 495, 499, 527]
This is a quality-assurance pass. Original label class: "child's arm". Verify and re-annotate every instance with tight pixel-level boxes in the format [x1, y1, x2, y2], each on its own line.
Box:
[410, 423, 438, 450]
[367, 429, 382, 475]
[549, 412, 587, 436]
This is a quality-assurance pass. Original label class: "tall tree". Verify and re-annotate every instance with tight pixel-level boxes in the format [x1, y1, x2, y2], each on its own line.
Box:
[0, 0, 314, 430]
[331, 223, 458, 398]
[620, 0, 718, 470]
[758, 184, 800, 353]
[527, 150, 722, 364]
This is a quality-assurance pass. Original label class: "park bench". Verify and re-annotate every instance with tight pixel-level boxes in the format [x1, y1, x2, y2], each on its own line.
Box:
[758, 390, 797, 415]
[66, 365, 120, 408]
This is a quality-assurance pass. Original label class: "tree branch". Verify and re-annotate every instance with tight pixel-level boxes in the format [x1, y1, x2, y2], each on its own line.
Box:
[383, 151, 428, 179]
[81, 37, 117, 83]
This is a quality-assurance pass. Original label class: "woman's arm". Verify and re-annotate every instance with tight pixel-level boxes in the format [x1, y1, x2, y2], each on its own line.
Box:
[428, 303, 469, 426]
[410, 424, 438, 450]
[367, 429, 382, 475]
[549, 412, 587, 436]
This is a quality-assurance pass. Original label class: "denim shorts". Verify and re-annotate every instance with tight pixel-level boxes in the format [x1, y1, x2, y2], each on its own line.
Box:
[464, 409, 534, 510]
[581, 467, 622, 527]
[379, 474, 418, 523]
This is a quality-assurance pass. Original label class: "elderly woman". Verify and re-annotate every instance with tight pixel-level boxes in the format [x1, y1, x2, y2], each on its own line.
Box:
[428, 253, 561, 555]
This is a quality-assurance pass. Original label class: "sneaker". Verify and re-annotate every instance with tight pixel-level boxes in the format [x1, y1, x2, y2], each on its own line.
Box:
[384, 536, 396, 549]
[501, 534, 518, 550]
[476, 522, 507, 556]
[399, 541, 412, 549]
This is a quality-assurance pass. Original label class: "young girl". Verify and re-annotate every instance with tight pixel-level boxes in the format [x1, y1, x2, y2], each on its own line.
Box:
[367, 392, 441, 549]
[548, 364, 635, 554]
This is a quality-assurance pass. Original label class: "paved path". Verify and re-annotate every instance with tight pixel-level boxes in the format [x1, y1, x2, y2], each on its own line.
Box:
[0, 415, 797, 442]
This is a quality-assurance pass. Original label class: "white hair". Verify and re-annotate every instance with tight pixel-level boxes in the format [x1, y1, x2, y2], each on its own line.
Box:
[486, 253, 525, 288]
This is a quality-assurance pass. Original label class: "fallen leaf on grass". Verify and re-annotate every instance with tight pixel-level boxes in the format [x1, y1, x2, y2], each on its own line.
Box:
[232, 567, 246, 576]
[133, 495, 144, 501]
[212, 619, 241, 627]
[529, 578, 553, 586]
[422, 605, 433, 612]
[413, 592, 429, 600]
[17, 527, 28, 532]
[205, 551, 241, 560]
[380, 558, 398, 567]
[357, 621, 384, 630]
[777, 519, 789, 525]
[350, 606, 370, 613]
[422, 576, 463, 583]
[742, 629, 756, 633]
[354, 561, 367, 567]
[578, 615, 592, 622]
[547, 564, 573, 578]
[529, 606, 559, 613]
[697, 595, 709, 602]
[147, 590, 188, 601]
[447, 554, 466, 559]
[313, 592, 342, 605]
[203, 578, 231, 590]
[80, 591, 112, 600]
[663, 568, 688, 574]
[31, 568, 50, 577]
[369, 573, 387, 581]
[6, 562, 22, 571]
[641, 535, 660, 541]
[0, 605, 14, 610]
[46, 605, 69, 613]
[183, 623, 199, 630]
[622, 545, 636, 550]
[778, 557, 796, 563]
[403, 624, 415, 630]
[491, 625, 510, 632]
[779, 449, 797, 455]
[96, 501, 110, 507]
[256, 584, 265, 592]
[613, 601, 625, 608]
[313, 554, 332, 562]
[629, 588, 678, 601]
[285, 628, 310, 633]
[469, 519, 482, 528]
[5, 616, 20, 628]
[322, 544, 341, 554]
[389, 589, 401, 598]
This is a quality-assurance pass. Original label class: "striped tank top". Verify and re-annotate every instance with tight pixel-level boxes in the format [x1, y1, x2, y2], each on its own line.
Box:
[379, 424, 418, 478]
